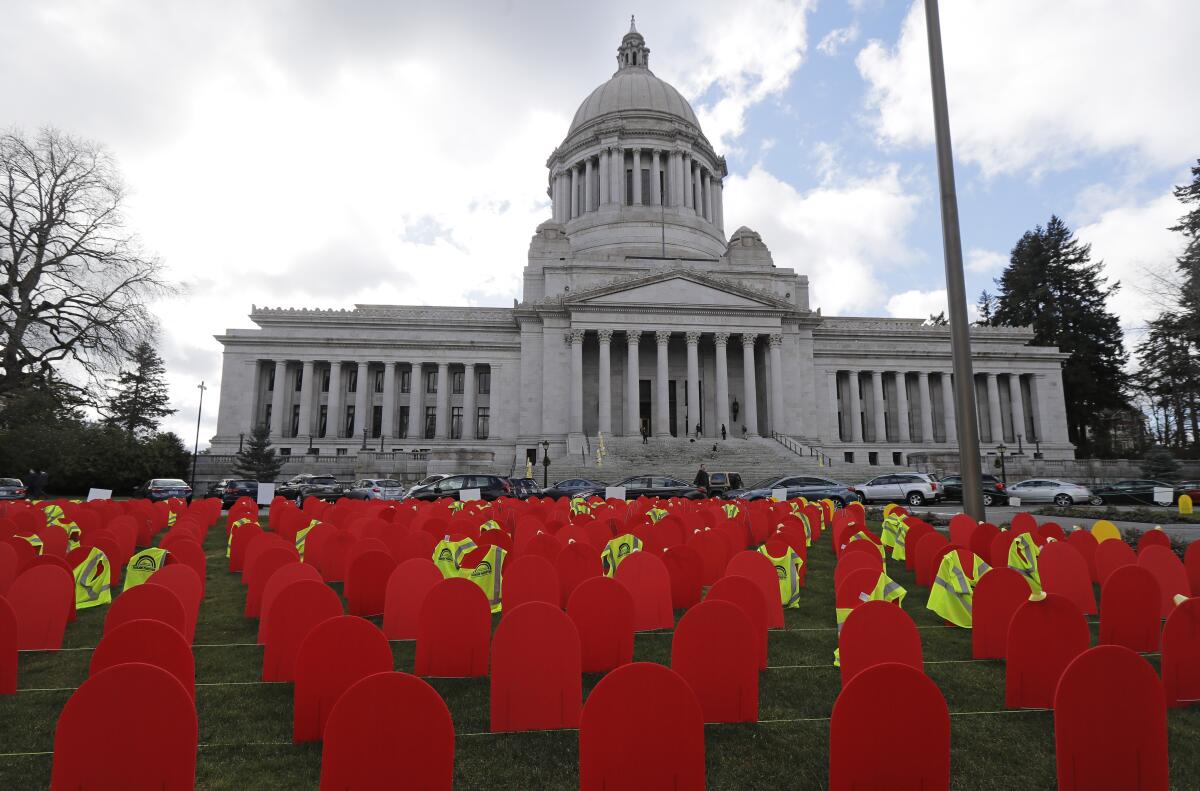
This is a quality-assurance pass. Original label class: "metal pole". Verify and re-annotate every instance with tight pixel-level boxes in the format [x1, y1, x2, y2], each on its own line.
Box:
[924, 0, 984, 520]
[190, 381, 206, 494]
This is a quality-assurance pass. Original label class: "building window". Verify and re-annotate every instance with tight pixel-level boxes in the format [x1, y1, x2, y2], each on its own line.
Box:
[478, 370, 491, 395]
[345, 405, 355, 437]
[336, 447, 348, 456]
[294, 369, 302, 391]
[424, 407, 436, 439]
[400, 370, 411, 394]
[450, 407, 463, 439]
[452, 371, 464, 395]
[372, 405, 383, 438]
[477, 407, 490, 440]
[279, 447, 291, 456]
[321, 368, 330, 393]
[267, 366, 276, 391]
[318, 405, 328, 438]
[290, 405, 300, 437]
[374, 370, 384, 393]
[310, 448, 319, 456]
[263, 404, 272, 428]
[625, 169, 633, 205]
[426, 371, 438, 394]
[640, 169, 650, 205]
[347, 368, 358, 393]
[399, 406, 409, 438]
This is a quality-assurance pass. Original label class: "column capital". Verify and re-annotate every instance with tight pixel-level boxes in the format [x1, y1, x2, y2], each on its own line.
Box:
[564, 329, 585, 345]
[685, 330, 702, 345]
[714, 331, 730, 345]
[768, 333, 783, 348]
[625, 329, 642, 341]
[741, 332, 757, 347]
[597, 329, 614, 343]
[463, 361, 475, 370]
[655, 329, 672, 345]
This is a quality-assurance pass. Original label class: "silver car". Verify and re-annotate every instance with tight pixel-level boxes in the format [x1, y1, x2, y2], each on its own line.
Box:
[1006, 478, 1092, 507]
[855, 472, 943, 506]
[0, 478, 27, 500]
[345, 478, 406, 501]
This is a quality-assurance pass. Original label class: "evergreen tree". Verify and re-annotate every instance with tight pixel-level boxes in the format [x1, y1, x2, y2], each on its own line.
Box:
[975, 290, 995, 325]
[1173, 160, 1200, 341]
[988, 216, 1129, 454]
[925, 311, 948, 326]
[232, 424, 284, 482]
[1140, 445, 1181, 481]
[1135, 313, 1200, 448]
[105, 341, 175, 436]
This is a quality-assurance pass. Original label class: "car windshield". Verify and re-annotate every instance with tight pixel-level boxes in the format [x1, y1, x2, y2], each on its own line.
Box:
[154, 479, 188, 487]
[0, 478, 21, 486]
[748, 476, 781, 490]
[309, 476, 337, 485]
[375, 480, 402, 487]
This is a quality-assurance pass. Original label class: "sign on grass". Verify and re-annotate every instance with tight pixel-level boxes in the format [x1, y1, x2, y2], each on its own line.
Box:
[605, 486, 626, 501]
[1008, 496, 1021, 507]
[86, 488, 112, 502]
[460, 488, 481, 502]
[771, 488, 788, 502]
[1154, 487, 1173, 506]
[256, 483, 275, 505]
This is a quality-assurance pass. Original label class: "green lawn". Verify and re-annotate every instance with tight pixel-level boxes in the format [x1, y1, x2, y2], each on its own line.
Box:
[2, 516, 1199, 789]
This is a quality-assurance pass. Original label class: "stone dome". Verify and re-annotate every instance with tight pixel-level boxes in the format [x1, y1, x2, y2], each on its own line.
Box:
[568, 69, 700, 135]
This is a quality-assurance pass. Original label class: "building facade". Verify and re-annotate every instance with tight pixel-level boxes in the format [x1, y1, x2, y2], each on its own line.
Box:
[211, 23, 1074, 468]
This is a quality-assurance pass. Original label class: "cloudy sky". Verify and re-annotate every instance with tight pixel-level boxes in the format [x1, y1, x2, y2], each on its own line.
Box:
[3, 0, 1196, 446]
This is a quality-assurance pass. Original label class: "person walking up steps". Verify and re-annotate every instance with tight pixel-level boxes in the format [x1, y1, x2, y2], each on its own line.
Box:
[694, 464, 710, 497]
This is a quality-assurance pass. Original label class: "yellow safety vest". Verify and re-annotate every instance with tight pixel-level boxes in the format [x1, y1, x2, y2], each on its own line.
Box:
[44, 504, 81, 551]
[465, 545, 506, 613]
[758, 544, 804, 608]
[1008, 532, 1042, 593]
[833, 573, 907, 667]
[880, 514, 910, 561]
[646, 507, 669, 524]
[73, 546, 112, 610]
[846, 530, 885, 557]
[295, 520, 322, 561]
[570, 497, 592, 516]
[20, 534, 44, 554]
[479, 519, 503, 533]
[226, 517, 257, 558]
[433, 537, 479, 579]
[927, 552, 991, 628]
[722, 503, 740, 519]
[124, 548, 170, 591]
[167, 510, 178, 528]
[791, 513, 813, 547]
[602, 534, 643, 577]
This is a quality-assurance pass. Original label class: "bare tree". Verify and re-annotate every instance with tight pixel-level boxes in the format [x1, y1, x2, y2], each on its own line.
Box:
[0, 127, 173, 399]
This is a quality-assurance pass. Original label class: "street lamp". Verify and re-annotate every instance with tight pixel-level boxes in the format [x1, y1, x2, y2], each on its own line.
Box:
[996, 443, 1008, 487]
[238, 432, 245, 452]
[541, 439, 551, 489]
[189, 381, 207, 499]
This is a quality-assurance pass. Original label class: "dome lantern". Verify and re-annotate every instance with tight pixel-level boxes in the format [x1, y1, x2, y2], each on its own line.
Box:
[618, 15, 650, 69]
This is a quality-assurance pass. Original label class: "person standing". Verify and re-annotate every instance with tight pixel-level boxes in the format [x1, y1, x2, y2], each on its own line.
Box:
[27, 469, 40, 498]
[38, 471, 49, 498]
[641, 423, 649, 445]
[721, 424, 727, 441]
[693, 464, 710, 498]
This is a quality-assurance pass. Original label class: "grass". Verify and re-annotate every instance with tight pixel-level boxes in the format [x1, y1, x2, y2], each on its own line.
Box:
[2, 515, 1200, 789]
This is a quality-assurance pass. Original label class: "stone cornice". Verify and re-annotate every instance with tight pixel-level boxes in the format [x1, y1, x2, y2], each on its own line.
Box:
[550, 262, 801, 311]
[213, 335, 522, 355]
[249, 304, 518, 330]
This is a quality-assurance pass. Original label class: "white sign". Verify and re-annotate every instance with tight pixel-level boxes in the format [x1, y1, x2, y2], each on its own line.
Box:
[256, 483, 275, 505]
[1154, 487, 1173, 506]
[459, 488, 481, 502]
[86, 488, 112, 502]
[605, 486, 627, 501]
[771, 488, 789, 502]
[1008, 496, 1021, 507]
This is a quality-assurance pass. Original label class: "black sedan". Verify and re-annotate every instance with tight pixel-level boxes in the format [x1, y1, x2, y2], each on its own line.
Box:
[133, 478, 193, 502]
[276, 474, 345, 504]
[577, 475, 704, 501]
[938, 474, 1009, 507]
[219, 479, 259, 508]
[722, 474, 861, 506]
[1088, 480, 1177, 507]
[405, 474, 513, 501]
[540, 478, 608, 500]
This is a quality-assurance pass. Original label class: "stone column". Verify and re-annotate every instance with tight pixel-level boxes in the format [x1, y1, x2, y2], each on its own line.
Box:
[986, 373, 1003, 444]
[650, 150, 661, 206]
[655, 330, 671, 437]
[871, 370, 886, 443]
[848, 370, 863, 443]
[354, 361, 370, 441]
[612, 147, 624, 205]
[626, 330, 641, 436]
[597, 330, 613, 436]
[685, 331, 701, 437]
[268, 360, 288, 438]
[325, 362, 342, 438]
[741, 334, 759, 437]
[569, 166, 578, 219]
[584, 157, 594, 213]
[669, 150, 682, 206]
[1030, 374, 1046, 442]
[599, 150, 610, 206]
[918, 372, 934, 443]
[462, 363, 476, 440]
[409, 362, 423, 439]
[298, 360, 314, 440]
[435, 362, 450, 439]
[941, 373, 957, 444]
[829, 371, 842, 441]
[894, 371, 910, 443]
[703, 171, 712, 221]
[714, 332, 730, 439]
[692, 161, 702, 214]
[380, 361, 396, 439]
[712, 178, 724, 234]
[569, 330, 584, 434]
[682, 155, 692, 209]
[1008, 374, 1026, 445]
[631, 149, 642, 205]
[769, 335, 785, 437]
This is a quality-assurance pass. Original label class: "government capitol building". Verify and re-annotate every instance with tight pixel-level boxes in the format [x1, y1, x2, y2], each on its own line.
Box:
[208, 23, 1074, 480]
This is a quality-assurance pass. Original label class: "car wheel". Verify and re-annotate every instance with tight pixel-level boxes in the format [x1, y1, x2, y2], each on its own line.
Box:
[982, 493, 994, 507]
[1054, 493, 1074, 507]
[1088, 495, 1104, 506]
[906, 491, 925, 507]
[832, 497, 845, 507]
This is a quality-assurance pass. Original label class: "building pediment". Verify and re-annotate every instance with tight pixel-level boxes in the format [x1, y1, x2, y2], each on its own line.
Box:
[565, 268, 794, 311]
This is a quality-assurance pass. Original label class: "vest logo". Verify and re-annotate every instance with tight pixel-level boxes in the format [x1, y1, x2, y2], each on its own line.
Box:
[438, 548, 454, 563]
[471, 561, 492, 578]
[132, 555, 159, 572]
[775, 564, 786, 580]
[617, 544, 630, 558]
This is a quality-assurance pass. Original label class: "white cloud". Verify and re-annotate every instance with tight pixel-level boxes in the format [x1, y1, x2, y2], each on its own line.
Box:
[966, 248, 1007, 274]
[817, 24, 859, 56]
[722, 163, 921, 316]
[856, 1, 1200, 176]
[885, 288, 979, 322]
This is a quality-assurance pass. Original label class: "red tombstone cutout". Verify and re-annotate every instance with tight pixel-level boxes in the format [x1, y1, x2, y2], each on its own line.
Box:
[614, 551, 674, 631]
[262, 579, 345, 682]
[0, 598, 15, 694]
[414, 577, 491, 678]
[293, 615, 394, 743]
[1039, 541, 1097, 615]
[90, 618, 195, 700]
[163, 538, 207, 596]
[245, 547, 302, 618]
[1138, 545, 1191, 618]
[1005, 593, 1089, 708]
[345, 549, 396, 617]
[834, 551, 883, 594]
[707, 574, 768, 670]
[383, 559, 444, 641]
[1186, 541, 1200, 596]
[915, 531, 950, 588]
[971, 567, 1029, 659]
[686, 530, 729, 585]
[567, 576, 635, 673]
[671, 600, 757, 723]
[662, 545, 704, 610]
[969, 522, 1001, 566]
[1039, 521, 1067, 543]
[34, 528, 68, 558]
[725, 550, 784, 628]
[1067, 529, 1101, 583]
[7, 565, 74, 650]
[555, 540, 602, 608]
[2, 535, 39, 576]
[258, 563, 323, 643]
[525, 530, 564, 564]
[1163, 597, 1200, 708]
[1095, 539, 1137, 585]
[394, 529, 437, 564]
[0, 541, 17, 595]
[105, 582, 186, 639]
[901, 521, 934, 571]
[320, 671, 454, 791]
[229, 524, 264, 574]
[1010, 512, 1037, 534]
[490, 602, 582, 732]
[579, 662, 705, 791]
[1137, 528, 1172, 554]
[314, 530, 356, 583]
[830, 663, 949, 791]
[500, 554, 560, 616]
[241, 533, 286, 585]
[147, 564, 202, 642]
[948, 513, 976, 547]
[839, 600, 923, 687]
[1054, 645, 1168, 790]
[50, 663, 196, 790]
[1099, 565, 1162, 653]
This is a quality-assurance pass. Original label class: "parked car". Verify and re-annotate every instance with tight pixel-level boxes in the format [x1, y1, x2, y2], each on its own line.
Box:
[576, 475, 705, 501]
[722, 474, 861, 506]
[405, 474, 514, 501]
[0, 478, 27, 500]
[1176, 481, 1200, 500]
[206, 478, 235, 498]
[506, 477, 541, 499]
[855, 473, 942, 507]
[705, 471, 744, 495]
[938, 473, 1009, 507]
[276, 474, 345, 504]
[220, 479, 259, 508]
[133, 478, 193, 502]
[1005, 479, 1093, 507]
[540, 478, 608, 500]
[413, 474, 451, 488]
[345, 478, 406, 501]
[1087, 480, 1177, 507]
